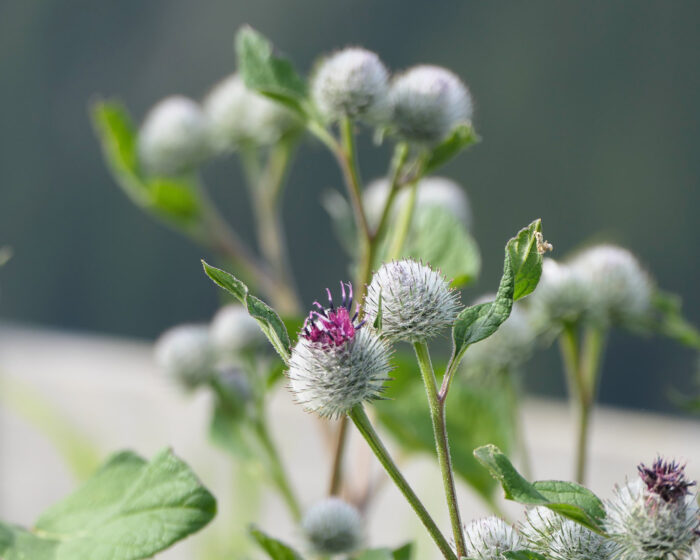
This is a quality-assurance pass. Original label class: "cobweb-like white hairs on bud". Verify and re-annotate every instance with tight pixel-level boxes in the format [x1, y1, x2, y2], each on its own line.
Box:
[138, 96, 210, 176]
[203, 74, 297, 150]
[520, 506, 614, 560]
[363, 176, 472, 230]
[154, 324, 216, 389]
[390, 65, 472, 144]
[464, 516, 522, 559]
[364, 259, 462, 342]
[311, 47, 390, 122]
[302, 497, 363, 555]
[570, 244, 653, 326]
[604, 478, 699, 560]
[287, 328, 392, 418]
[210, 304, 266, 358]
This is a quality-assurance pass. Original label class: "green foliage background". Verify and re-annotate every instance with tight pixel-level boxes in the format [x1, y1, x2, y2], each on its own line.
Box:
[0, 1, 698, 412]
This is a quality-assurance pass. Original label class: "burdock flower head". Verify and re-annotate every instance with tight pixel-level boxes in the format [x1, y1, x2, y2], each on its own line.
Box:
[390, 65, 472, 145]
[364, 259, 462, 343]
[464, 516, 522, 560]
[311, 47, 390, 122]
[154, 324, 216, 389]
[287, 282, 392, 418]
[604, 459, 699, 560]
[302, 497, 364, 555]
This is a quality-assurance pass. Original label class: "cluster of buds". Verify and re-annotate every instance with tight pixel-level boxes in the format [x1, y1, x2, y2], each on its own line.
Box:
[137, 75, 298, 178]
[312, 47, 472, 144]
[529, 243, 653, 332]
[154, 303, 267, 398]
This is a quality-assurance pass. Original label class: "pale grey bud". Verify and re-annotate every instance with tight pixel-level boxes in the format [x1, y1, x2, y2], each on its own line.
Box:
[138, 96, 210, 176]
[302, 497, 363, 555]
[210, 304, 266, 359]
[154, 324, 216, 389]
[311, 47, 390, 122]
[390, 65, 472, 144]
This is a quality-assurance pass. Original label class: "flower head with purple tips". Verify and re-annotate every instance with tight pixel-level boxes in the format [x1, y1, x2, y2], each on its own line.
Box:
[302, 282, 364, 347]
[638, 457, 696, 504]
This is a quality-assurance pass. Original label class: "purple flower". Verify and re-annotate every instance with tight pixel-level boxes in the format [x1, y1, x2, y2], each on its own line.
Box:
[302, 282, 364, 347]
[638, 457, 696, 504]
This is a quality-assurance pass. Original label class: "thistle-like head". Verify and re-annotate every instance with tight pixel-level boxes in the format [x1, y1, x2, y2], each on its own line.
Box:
[311, 47, 390, 122]
[605, 476, 699, 559]
[390, 65, 472, 145]
[464, 516, 522, 559]
[520, 506, 614, 560]
[138, 96, 210, 176]
[203, 73, 297, 150]
[287, 283, 392, 418]
[302, 497, 363, 555]
[364, 259, 462, 343]
[154, 324, 216, 389]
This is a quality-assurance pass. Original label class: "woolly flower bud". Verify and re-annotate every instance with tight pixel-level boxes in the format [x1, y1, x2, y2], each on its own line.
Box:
[154, 324, 216, 389]
[302, 497, 363, 555]
[288, 283, 392, 418]
[390, 65, 472, 144]
[528, 258, 591, 331]
[521, 506, 614, 560]
[605, 477, 699, 559]
[138, 96, 209, 176]
[688, 540, 700, 560]
[210, 304, 265, 358]
[364, 260, 461, 342]
[464, 516, 522, 559]
[570, 244, 653, 326]
[311, 47, 390, 122]
[203, 74, 297, 150]
[364, 176, 472, 230]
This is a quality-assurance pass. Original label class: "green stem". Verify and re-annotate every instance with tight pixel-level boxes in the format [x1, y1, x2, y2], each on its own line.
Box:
[348, 405, 457, 560]
[339, 117, 371, 245]
[558, 323, 606, 484]
[386, 180, 418, 260]
[328, 415, 349, 495]
[254, 419, 302, 522]
[413, 342, 466, 558]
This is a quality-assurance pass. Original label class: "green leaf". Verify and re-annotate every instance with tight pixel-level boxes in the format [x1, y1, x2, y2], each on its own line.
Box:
[249, 526, 304, 560]
[202, 261, 291, 363]
[374, 354, 514, 503]
[649, 290, 700, 349]
[236, 26, 308, 116]
[403, 205, 481, 288]
[354, 550, 393, 560]
[474, 444, 606, 534]
[424, 123, 479, 174]
[209, 404, 259, 461]
[451, 220, 544, 365]
[504, 551, 548, 560]
[0, 449, 216, 560]
[391, 543, 414, 560]
[148, 178, 201, 224]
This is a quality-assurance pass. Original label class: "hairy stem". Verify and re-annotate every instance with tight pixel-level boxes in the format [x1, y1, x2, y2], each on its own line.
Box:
[348, 405, 457, 560]
[328, 415, 349, 496]
[386, 180, 418, 260]
[414, 342, 466, 558]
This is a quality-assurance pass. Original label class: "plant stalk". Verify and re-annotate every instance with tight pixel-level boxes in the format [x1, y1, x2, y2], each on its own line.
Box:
[348, 405, 457, 560]
[414, 341, 466, 558]
[328, 415, 349, 495]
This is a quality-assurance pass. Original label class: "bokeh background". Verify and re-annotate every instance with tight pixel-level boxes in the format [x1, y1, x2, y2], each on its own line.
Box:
[1, 1, 699, 413]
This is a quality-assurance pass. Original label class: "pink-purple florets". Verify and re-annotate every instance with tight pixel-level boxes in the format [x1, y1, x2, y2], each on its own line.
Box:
[302, 282, 364, 346]
[638, 457, 696, 504]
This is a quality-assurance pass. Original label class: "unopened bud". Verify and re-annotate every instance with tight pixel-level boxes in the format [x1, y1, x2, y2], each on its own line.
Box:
[302, 497, 363, 555]
[154, 324, 216, 389]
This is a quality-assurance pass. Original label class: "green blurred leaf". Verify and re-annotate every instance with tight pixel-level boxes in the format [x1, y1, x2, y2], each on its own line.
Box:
[209, 403, 259, 461]
[649, 290, 700, 349]
[249, 526, 304, 560]
[424, 123, 479, 174]
[504, 551, 548, 560]
[0, 449, 216, 560]
[451, 220, 544, 364]
[354, 550, 393, 560]
[203, 261, 291, 363]
[374, 355, 514, 503]
[474, 444, 606, 534]
[236, 26, 308, 117]
[148, 178, 201, 223]
[391, 542, 414, 560]
[403, 205, 481, 288]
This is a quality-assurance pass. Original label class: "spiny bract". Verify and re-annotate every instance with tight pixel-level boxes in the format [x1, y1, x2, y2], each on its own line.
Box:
[464, 516, 522, 559]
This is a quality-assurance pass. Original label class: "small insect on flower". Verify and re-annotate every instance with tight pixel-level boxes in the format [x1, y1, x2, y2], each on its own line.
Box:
[302, 497, 364, 555]
[464, 516, 522, 560]
[364, 259, 462, 343]
[287, 282, 392, 418]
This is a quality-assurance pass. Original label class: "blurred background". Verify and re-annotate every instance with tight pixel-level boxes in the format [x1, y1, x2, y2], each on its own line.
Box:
[1, 1, 699, 413]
